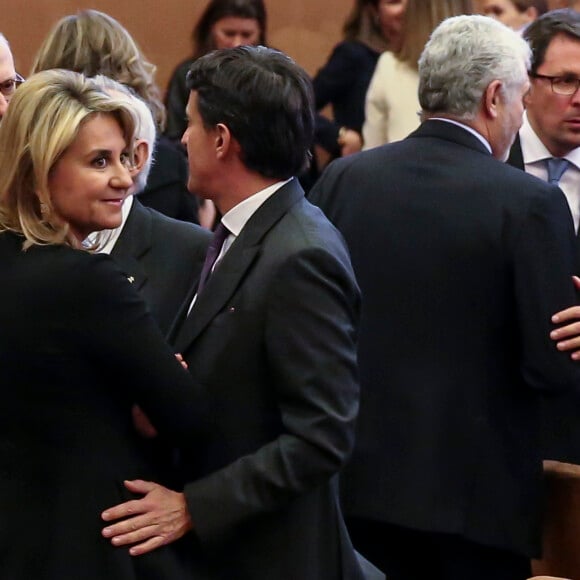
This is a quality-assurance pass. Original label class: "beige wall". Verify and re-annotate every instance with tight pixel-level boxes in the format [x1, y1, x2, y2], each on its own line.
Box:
[3, 0, 352, 98]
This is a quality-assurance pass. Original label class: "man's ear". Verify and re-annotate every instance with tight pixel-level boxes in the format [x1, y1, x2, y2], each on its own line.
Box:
[483, 80, 503, 120]
[215, 123, 239, 158]
[130, 139, 149, 177]
[523, 82, 533, 108]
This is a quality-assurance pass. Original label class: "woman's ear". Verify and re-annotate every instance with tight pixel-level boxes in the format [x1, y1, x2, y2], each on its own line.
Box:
[130, 139, 149, 177]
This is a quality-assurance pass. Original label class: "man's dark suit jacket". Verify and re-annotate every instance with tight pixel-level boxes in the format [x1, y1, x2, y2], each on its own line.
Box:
[309, 120, 580, 558]
[111, 199, 210, 336]
[508, 135, 580, 465]
[169, 178, 365, 579]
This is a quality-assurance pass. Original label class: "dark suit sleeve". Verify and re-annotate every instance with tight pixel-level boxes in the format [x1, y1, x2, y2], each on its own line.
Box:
[308, 156, 350, 216]
[315, 113, 341, 157]
[75, 254, 204, 440]
[514, 185, 580, 391]
[183, 246, 360, 543]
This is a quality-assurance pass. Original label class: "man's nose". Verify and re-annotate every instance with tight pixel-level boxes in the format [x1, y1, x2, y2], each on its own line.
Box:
[571, 87, 580, 106]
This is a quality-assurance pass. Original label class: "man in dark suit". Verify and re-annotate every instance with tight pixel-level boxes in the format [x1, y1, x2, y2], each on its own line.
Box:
[507, 9, 580, 233]
[309, 15, 580, 580]
[100, 46, 368, 579]
[507, 9, 580, 464]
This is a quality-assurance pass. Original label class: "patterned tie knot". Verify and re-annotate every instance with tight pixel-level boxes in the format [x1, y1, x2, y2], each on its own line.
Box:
[197, 221, 230, 295]
[546, 157, 570, 185]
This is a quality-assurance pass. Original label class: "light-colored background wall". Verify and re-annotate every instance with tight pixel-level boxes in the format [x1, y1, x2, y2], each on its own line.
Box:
[3, 0, 358, 98]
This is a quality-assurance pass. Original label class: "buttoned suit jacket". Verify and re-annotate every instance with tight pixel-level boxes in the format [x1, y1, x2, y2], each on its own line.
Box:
[111, 199, 210, 336]
[508, 134, 580, 465]
[169, 178, 365, 579]
[309, 120, 580, 558]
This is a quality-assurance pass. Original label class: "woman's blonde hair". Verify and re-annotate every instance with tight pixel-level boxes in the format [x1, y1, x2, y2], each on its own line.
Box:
[396, 0, 472, 70]
[0, 69, 137, 249]
[31, 9, 165, 130]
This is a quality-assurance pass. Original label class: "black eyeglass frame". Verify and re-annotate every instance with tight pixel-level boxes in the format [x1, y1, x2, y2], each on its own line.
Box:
[530, 73, 580, 96]
[0, 73, 25, 99]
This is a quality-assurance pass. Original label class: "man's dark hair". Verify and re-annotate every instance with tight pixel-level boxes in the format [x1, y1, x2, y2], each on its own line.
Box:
[524, 8, 580, 75]
[186, 45, 314, 180]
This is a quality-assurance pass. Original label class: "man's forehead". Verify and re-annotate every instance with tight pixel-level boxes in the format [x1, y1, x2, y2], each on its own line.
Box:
[185, 91, 199, 114]
[0, 39, 15, 81]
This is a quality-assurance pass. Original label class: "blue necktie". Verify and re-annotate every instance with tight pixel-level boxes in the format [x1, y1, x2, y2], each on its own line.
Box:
[546, 157, 570, 185]
[197, 221, 230, 295]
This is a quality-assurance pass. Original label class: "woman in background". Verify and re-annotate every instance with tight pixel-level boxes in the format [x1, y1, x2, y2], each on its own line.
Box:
[481, 0, 547, 33]
[32, 9, 198, 224]
[0, 69, 205, 579]
[313, 0, 407, 157]
[362, 0, 472, 149]
[165, 0, 267, 143]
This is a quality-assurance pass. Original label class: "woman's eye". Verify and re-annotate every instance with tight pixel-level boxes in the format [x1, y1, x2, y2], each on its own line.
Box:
[92, 156, 107, 168]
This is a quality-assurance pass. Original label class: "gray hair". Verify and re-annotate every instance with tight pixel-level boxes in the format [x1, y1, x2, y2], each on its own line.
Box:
[92, 74, 157, 193]
[418, 15, 531, 120]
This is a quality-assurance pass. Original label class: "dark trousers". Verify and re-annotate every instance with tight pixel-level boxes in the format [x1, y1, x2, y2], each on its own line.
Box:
[346, 517, 531, 580]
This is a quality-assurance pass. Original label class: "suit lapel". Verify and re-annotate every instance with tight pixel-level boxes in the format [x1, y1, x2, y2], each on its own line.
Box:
[173, 179, 304, 353]
[110, 199, 152, 291]
[506, 134, 524, 170]
[173, 242, 260, 352]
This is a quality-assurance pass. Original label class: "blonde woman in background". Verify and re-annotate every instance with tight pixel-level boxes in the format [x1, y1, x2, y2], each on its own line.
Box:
[32, 10, 164, 130]
[362, 0, 472, 149]
[31, 9, 198, 224]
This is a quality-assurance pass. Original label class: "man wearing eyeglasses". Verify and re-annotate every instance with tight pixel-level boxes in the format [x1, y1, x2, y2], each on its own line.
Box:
[507, 9, 580, 466]
[0, 34, 23, 120]
[508, 9, 580, 230]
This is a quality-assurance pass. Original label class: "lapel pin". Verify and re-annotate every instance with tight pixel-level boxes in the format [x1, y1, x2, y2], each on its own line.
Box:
[127, 276, 135, 284]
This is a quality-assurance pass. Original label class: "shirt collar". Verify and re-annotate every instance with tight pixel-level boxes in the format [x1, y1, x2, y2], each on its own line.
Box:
[221, 178, 292, 237]
[520, 111, 580, 169]
[429, 117, 492, 154]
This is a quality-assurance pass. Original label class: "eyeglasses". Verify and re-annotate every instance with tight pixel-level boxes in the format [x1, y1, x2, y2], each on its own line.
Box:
[0, 73, 24, 99]
[530, 73, 580, 96]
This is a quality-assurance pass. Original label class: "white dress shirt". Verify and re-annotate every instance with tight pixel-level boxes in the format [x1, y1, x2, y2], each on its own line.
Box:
[520, 112, 580, 232]
[188, 178, 291, 313]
